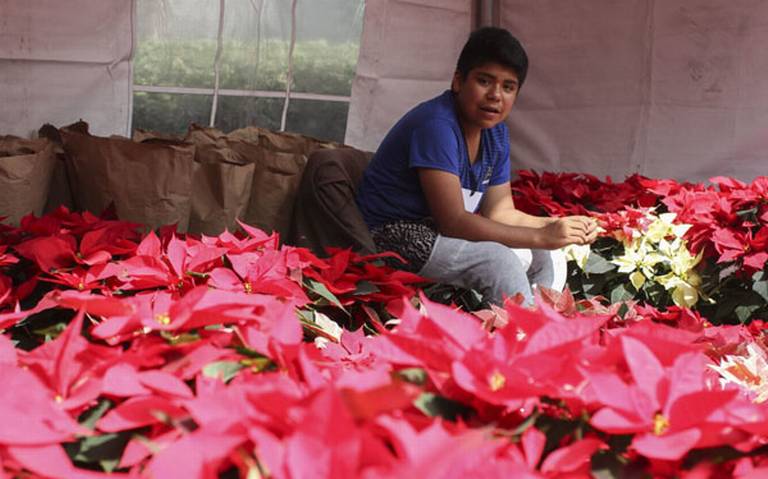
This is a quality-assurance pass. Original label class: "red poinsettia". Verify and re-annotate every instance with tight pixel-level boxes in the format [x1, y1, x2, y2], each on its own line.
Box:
[712, 226, 768, 272]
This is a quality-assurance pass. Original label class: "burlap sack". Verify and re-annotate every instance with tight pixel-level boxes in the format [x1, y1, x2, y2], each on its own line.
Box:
[0, 136, 56, 225]
[183, 125, 256, 235]
[62, 127, 196, 231]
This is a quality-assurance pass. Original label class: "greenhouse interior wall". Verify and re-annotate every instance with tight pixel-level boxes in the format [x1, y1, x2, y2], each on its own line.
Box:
[2, 0, 768, 182]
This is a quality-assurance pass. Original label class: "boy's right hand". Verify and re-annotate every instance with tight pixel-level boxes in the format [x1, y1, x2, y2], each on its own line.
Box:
[540, 216, 598, 249]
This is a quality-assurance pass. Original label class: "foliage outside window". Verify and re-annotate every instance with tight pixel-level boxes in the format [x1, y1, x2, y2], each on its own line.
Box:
[132, 0, 364, 143]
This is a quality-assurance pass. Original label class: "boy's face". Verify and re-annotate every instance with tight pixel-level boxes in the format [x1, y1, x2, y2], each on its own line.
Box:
[451, 62, 519, 133]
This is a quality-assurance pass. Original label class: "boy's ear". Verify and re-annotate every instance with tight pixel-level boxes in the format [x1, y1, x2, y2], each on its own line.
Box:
[451, 71, 462, 93]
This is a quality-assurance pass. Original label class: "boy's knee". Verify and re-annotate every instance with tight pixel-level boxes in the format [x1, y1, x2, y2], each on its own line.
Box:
[478, 245, 532, 303]
[529, 248, 568, 292]
[509, 248, 533, 271]
[484, 243, 525, 273]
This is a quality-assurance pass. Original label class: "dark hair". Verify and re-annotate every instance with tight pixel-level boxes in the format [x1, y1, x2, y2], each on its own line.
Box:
[456, 27, 528, 86]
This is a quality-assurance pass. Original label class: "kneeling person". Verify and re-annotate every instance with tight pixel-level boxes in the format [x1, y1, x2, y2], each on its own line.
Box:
[356, 27, 597, 305]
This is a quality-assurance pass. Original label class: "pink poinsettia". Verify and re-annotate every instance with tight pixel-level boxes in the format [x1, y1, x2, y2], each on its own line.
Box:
[588, 336, 738, 460]
[451, 302, 608, 408]
[19, 309, 121, 412]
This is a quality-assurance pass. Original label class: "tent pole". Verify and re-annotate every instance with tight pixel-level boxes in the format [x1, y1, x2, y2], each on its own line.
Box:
[210, 0, 226, 128]
[279, 0, 298, 132]
[475, 0, 498, 27]
[126, 0, 137, 137]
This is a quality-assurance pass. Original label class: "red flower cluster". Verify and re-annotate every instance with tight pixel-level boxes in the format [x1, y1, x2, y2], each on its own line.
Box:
[1, 207, 768, 477]
[510, 171, 662, 217]
[659, 176, 768, 273]
[511, 171, 768, 273]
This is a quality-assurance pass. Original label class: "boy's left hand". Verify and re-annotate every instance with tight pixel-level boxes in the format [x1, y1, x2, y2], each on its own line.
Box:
[568, 215, 599, 245]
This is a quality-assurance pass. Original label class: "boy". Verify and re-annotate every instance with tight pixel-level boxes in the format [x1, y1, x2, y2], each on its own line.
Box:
[356, 27, 597, 305]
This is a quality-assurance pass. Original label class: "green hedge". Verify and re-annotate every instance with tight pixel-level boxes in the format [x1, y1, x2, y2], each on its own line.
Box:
[132, 39, 359, 141]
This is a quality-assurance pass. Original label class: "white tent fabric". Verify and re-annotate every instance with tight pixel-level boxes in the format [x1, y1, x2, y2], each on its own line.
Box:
[345, 0, 472, 152]
[0, 0, 133, 138]
[502, 0, 768, 182]
[347, 0, 768, 182]
[1, 1, 767, 182]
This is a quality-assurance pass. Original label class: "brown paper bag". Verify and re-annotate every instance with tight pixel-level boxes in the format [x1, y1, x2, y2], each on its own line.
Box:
[229, 126, 350, 240]
[43, 155, 75, 214]
[62, 128, 196, 231]
[132, 128, 184, 143]
[242, 149, 307, 239]
[228, 126, 306, 154]
[183, 125, 256, 235]
[0, 136, 56, 225]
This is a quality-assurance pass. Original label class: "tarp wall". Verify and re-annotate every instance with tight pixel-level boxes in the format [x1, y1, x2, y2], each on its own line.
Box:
[0, 0, 134, 138]
[345, 0, 472, 152]
[348, 0, 768, 182]
[2, 0, 767, 183]
[501, 0, 768, 182]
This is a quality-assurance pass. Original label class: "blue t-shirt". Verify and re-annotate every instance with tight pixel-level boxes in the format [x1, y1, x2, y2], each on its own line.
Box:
[356, 90, 511, 228]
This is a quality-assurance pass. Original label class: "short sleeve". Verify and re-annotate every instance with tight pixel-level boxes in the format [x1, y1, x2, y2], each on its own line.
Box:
[409, 120, 462, 176]
[488, 125, 511, 186]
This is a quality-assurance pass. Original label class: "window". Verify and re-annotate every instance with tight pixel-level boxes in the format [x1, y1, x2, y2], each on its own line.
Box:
[132, 0, 365, 143]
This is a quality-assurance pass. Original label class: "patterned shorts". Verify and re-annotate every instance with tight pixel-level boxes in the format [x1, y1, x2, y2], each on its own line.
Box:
[370, 219, 438, 273]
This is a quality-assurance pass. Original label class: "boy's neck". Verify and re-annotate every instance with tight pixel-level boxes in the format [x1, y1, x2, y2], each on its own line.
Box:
[463, 128, 482, 164]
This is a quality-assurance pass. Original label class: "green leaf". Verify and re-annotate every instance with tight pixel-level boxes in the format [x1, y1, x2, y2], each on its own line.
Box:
[397, 368, 427, 386]
[240, 357, 276, 373]
[509, 408, 540, 436]
[235, 345, 269, 359]
[305, 279, 346, 311]
[736, 206, 759, 219]
[353, 280, 380, 296]
[644, 282, 668, 306]
[683, 445, 743, 469]
[202, 361, 243, 382]
[100, 459, 120, 472]
[64, 433, 129, 471]
[534, 413, 582, 452]
[591, 450, 631, 479]
[610, 283, 634, 304]
[584, 253, 616, 275]
[78, 399, 113, 430]
[753, 271, 768, 302]
[159, 330, 201, 345]
[414, 393, 472, 422]
[580, 274, 609, 297]
[735, 304, 761, 323]
[296, 308, 314, 323]
[185, 270, 209, 279]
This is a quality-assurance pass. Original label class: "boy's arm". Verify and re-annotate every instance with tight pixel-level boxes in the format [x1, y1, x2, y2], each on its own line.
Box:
[479, 183, 556, 228]
[418, 169, 595, 249]
[480, 182, 598, 244]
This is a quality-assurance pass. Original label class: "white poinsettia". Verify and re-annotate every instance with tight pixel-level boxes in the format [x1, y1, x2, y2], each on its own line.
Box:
[563, 243, 591, 270]
[611, 238, 665, 287]
[311, 311, 343, 343]
[609, 211, 705, 308]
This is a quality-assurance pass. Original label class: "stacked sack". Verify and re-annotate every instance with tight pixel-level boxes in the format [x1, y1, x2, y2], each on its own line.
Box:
[0, 136, 56, 225]
[3, 121, 343, 239]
